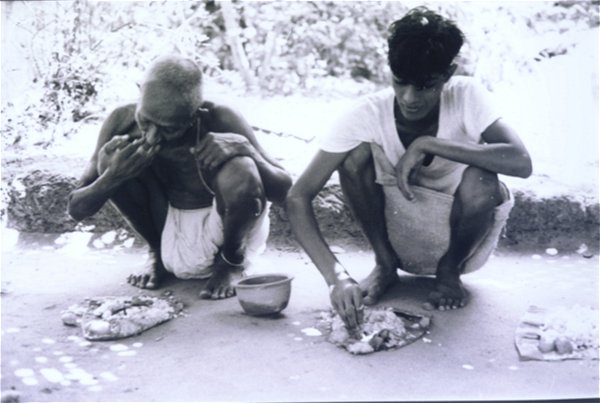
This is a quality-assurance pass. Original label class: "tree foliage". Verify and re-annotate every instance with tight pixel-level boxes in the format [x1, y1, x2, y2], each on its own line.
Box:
[1, 0, 598, 147]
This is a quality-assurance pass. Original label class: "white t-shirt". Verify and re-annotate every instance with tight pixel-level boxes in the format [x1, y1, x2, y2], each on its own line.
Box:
[319, 76, 501, 193]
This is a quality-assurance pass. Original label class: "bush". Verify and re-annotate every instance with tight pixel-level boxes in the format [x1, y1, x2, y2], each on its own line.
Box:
[2, 1, 597, 147]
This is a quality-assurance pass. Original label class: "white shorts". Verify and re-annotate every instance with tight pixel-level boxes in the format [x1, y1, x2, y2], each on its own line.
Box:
[160, 202, 270, 279]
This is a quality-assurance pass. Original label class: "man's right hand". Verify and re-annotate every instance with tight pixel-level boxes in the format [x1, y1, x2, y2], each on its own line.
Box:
[97, 135, 160, 181]
[329, 278, 364, 334]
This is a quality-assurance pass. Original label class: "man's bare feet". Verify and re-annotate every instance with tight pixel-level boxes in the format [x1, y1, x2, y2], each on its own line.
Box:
[128, 250, 167, 289]
[423, 276, 468, 311]
[199, 253, 245, 300]
[359, 265, 399, 305]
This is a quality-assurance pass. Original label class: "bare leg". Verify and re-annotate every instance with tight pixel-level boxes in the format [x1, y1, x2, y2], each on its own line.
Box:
[338, 143, 401, 305]
[199, 156, 266, 300]
[108, 168, 169, 289]
[425, 166, 504, 310]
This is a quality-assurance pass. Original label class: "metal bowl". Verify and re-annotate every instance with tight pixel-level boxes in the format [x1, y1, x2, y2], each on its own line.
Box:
[234, 273, 293, 316]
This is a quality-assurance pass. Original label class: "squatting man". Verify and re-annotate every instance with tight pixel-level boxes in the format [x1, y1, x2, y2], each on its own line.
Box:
[68, 55, 292, 299]
[286, 7, 532, 331]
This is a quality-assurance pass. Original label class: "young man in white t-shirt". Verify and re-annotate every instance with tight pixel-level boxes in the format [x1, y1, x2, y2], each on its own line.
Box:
[286, 7, 532, 330]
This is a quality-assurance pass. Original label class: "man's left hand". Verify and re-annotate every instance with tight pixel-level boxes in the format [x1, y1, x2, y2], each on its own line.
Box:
[395, 139, 428, 201]
[190, 132, 253, 171]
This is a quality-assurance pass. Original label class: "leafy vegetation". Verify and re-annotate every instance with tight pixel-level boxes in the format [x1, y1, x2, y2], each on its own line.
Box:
[1, 0, 598, 147]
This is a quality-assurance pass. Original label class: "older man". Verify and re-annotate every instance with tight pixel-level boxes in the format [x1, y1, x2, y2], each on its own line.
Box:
[68, 55, 292, 299]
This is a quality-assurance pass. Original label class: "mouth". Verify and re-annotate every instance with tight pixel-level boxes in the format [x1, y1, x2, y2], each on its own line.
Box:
[402, 104, 421, 113]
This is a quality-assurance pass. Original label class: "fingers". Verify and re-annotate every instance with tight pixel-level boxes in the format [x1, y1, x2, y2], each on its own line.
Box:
[352, 289, 365, 326]
[395, 150, 426, 201]
[135, 140, 160, 159]
[190, 138, 226, 171]
[397, 171, 414, 201]
[103, 135, 130, 153]
[335, 285, 364, 331]
[394, 160, 414, 201]
[118, 137, 144, 157]
[397, 156, 426, 201]
[191, 132, 251, 171]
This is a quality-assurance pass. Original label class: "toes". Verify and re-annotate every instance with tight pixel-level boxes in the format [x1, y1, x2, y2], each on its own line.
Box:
[210, 288, 223, 300]
[425, 291, 467, 311]
[128, 274, 143, 288]
[138, 275, 149, 289]
[211, 287, 235, 299]
[128, 273, 158, 289]
[145, 276, 158, 289]
[362, 286, 383, 306]
[199, 288, 212, 299]
[201, 286, 235, 300]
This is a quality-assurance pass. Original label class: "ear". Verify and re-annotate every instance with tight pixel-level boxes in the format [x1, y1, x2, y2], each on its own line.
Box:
[445, 64, 458, 80]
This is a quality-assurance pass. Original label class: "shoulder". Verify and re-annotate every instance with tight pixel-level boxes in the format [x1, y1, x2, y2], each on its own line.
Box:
[444, 76, 489, 97]
[338, 88, 394, 121]
[103, 103, 138, 135]
[203, 101, 238, 119]
[355, 88, 395, 109]
[201, 101, 247, 133]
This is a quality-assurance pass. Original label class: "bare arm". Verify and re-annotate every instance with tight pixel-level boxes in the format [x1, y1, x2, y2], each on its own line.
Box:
[192, 105, 292, 204]
[286, 150, 364, 329]
[67, 106, 158, 221]
[396, 118, 533, 199]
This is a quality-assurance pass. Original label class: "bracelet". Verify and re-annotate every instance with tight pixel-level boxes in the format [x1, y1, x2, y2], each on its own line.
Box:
[220, 251, 245, 267]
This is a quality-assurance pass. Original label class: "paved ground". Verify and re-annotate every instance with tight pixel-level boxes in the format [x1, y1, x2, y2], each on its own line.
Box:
[1, 230, 598, 402]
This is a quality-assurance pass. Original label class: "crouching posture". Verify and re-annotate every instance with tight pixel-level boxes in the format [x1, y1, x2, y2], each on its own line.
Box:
[286, 7, 532, 329]
[68, 55, 292, 299]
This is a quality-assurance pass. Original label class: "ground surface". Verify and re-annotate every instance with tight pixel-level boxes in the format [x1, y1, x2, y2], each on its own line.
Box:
[1, 231, 598, 402]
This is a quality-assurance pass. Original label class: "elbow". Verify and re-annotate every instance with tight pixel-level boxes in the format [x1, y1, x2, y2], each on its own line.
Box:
[517, 154, 533, 179]
[67, 195, 89, 222]
[284, 192, 298, 215]
[284, 187, 307, 218]
[268, 174, 293, 205]
[280, 175, 293, 202]
[504, 150, 532, 178]
[67, 204, 85, 223]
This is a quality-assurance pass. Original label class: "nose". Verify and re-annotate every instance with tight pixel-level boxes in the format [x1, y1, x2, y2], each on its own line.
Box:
[401, 85, 420, 104]
[144, 125, 161, 146]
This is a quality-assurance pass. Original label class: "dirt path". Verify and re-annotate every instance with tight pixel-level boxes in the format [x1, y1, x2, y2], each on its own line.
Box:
[1, 231, 598, 402]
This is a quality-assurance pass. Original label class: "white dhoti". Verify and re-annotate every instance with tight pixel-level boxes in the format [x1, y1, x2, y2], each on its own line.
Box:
[160, 202, 270, 279]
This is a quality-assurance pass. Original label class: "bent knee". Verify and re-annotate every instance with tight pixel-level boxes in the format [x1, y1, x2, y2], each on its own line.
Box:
[213, 156, 266, 213]
[339, 143, 372, 177]
[456, 166, 502, 208]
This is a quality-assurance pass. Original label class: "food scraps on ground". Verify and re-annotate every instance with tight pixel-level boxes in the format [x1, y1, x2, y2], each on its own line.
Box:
[515, 305, 599, 361]
[61, 296, 184, 341]
[321, 307, 431, 355]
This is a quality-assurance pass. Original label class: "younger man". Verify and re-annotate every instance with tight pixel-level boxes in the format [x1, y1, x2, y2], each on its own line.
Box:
[286, 7, 532, 329]
[68, 55, 292, 299]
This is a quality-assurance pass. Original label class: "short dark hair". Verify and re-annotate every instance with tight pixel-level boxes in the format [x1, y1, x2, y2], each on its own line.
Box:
[143, 55, 203, 109]
[387, 7, 464, 84]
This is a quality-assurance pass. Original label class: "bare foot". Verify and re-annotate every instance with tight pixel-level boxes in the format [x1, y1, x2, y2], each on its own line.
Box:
[199, 253, 244, 300]
[423, 277, 468, 311]
[127, 250, 166, 289]
[359, 265, 399, 305]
